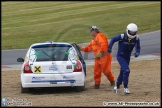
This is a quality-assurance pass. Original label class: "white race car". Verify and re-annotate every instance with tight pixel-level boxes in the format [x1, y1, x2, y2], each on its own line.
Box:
[17, 41, 86, 93]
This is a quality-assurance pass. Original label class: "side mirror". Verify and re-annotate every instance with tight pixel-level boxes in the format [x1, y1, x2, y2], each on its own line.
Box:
[17, 58, 24, 62]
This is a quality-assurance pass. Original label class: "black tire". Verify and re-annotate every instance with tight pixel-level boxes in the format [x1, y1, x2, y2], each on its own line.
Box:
[21, 85, 30, 93]
[75, 83, 85, 92]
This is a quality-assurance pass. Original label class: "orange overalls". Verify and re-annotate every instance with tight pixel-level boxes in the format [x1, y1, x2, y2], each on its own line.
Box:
[81, 32, 115, 85]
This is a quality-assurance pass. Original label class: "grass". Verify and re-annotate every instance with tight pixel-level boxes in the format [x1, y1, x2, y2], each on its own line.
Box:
[2, 1, 160, 50]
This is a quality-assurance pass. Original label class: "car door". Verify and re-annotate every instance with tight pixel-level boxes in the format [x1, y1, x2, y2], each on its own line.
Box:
[71, 43, 86, 76]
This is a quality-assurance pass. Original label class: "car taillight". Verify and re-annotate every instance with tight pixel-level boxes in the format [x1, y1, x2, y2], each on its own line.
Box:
[23, 62, 32, 73]
[73, 60, 82, 72]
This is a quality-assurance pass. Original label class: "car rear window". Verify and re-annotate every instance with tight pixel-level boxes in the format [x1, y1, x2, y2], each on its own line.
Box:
[29, 44, 72, 61]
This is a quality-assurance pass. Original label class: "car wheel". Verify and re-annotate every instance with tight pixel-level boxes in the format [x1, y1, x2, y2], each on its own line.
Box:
[21, 85, 30, 93]
[75, 83, 85, 92]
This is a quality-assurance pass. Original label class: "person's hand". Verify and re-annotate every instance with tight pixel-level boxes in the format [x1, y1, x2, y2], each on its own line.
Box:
[77, 45, 82, 50]
[134, 53, 139, 58]
[108, 48, 112, 54]
[95, 51, 102, 59]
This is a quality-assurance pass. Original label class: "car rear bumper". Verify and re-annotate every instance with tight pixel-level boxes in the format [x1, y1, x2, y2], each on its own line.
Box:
[21, 72, 85, 88]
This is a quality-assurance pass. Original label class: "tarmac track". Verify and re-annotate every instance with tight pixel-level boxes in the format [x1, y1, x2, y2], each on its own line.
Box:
[1, 30, 161, 66]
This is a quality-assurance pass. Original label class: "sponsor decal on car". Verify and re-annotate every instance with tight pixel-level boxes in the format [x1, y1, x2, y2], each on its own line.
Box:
[63, 76, 74, 79]
[32, 77, 45, 80]
[32, 80, 76, 83]
[29, 49, 39, 69]
[65, 47, 78, 68]
[49, 65, 57, 71]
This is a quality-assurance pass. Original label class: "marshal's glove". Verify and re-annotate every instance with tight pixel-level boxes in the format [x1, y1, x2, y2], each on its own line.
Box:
[134, 53, 139, 58]
[77, 45, 82, 50]
[95, 51, 102, 59]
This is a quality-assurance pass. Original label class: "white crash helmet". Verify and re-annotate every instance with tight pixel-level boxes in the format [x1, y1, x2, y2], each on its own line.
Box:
[126, 23, 138, 39]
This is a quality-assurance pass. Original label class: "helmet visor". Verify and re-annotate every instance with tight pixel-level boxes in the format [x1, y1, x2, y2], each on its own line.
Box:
[128, 30, 137, 36]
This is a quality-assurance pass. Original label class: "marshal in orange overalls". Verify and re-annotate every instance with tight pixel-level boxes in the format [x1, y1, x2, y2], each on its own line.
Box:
[81, 32, 115, 85]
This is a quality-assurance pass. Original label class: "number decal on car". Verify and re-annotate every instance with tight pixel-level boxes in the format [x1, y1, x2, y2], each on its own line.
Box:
[34, 66, 42, 73]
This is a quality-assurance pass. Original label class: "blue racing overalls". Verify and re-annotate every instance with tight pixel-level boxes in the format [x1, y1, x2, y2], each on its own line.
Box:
[108, 32, 141, 88]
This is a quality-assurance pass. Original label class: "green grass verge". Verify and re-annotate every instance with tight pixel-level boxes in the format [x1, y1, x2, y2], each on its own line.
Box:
[2, 1, 160, 50]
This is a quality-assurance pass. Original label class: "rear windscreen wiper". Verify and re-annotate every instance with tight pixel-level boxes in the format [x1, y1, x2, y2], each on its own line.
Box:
[42, 50, 50, 58]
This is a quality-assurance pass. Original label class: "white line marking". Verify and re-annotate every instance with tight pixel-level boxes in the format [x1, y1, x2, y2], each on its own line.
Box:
[138, 30, 161, 36]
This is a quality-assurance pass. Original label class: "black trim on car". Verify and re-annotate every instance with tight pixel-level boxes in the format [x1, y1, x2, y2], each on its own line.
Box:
[71, 43, 86, 76]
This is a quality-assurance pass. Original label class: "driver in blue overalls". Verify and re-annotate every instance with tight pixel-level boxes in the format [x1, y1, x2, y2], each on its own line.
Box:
[108, 23, 141, 94]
